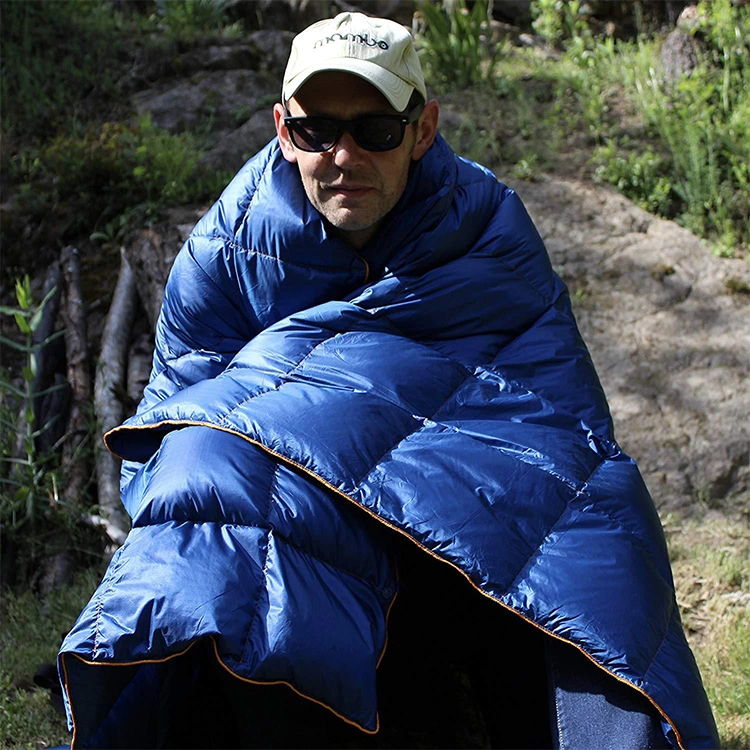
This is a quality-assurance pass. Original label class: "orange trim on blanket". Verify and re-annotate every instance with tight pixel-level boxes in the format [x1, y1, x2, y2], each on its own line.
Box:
[60, 641, 198, 750]
[59, 651, 76, 748]
[61, 642, 201, 748]
[104, 418, 687, 750]
[60, 636, 379, 748]
[357, 253, 370, 283]
[208, 637, 379, 734]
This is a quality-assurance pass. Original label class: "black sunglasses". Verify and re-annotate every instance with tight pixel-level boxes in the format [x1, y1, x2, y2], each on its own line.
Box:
[284, 104, 424, 153]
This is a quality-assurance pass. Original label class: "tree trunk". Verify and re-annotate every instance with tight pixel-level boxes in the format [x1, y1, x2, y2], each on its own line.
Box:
[60, 245, 92, 505]
[94, 250, 138, 543]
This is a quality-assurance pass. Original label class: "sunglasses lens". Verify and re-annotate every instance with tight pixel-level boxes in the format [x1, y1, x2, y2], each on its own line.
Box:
[354, 118, 404, 152]
[286, 114, 411, 153]
[289, 118, 339, 152]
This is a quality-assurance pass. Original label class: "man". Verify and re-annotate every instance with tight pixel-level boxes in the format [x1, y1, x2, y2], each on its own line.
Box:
[59, 12, 718, 749]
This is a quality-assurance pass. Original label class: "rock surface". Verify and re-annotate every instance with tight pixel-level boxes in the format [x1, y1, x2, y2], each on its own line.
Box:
[132, 68, 278, 138]
[510, 177, 750, 513]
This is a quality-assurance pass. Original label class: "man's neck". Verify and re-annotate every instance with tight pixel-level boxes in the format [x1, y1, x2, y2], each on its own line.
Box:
[329, 221, 381, 250]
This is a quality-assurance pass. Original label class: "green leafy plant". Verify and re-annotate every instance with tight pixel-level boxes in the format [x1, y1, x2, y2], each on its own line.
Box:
[38, 115, 205, 211]
[0, 278, 67, 579]
[531, 0, 592, 46]
[440, 119, 503, 166]
[511, 153, 542, 182]
[593, 141, 674, 215]
[1, 0, 239, 284]
[0, 279, 64, 522]
[0, 0, 125, 141]
[0, 277, 104, 587]
[5, 116, 231, 280]
[416, 0, 501, 91]
[89, 208, 140, 254]
[153, 0, 239, 38]
[617, 0, 750, 254]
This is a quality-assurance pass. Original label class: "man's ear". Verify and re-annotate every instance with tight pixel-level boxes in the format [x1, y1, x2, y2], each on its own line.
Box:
[274, 103, 298, 164]
[411, 100, 440, 162]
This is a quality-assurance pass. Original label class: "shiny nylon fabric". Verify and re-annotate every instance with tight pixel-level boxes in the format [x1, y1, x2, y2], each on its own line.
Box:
[59, 136, 717, 748]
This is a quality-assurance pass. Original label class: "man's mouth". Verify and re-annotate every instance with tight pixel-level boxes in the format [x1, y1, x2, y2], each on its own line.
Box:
[323, 183, 373, 195]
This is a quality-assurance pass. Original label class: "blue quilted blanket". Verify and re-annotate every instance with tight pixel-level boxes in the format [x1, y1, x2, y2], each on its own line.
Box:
[58, 136, 718, 749]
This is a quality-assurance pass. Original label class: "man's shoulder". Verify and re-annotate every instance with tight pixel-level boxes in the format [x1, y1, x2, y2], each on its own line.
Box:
[191, 139, 284, 242]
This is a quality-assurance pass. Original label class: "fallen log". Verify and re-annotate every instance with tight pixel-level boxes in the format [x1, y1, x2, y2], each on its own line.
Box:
[94, 250, 138, 541]
[60, 245, 92, 505]
[31, 261, 69, 454]
[84, 514, 128, 548]
[127, 331, 154, 412]
[30, 246, 94, 592]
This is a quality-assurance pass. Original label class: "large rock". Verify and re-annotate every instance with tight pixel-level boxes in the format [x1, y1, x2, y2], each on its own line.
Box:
[131, 69, 278, 138]
[200, 109, 277, 173]
[128, 29, 296, 156]
[661, 27, 701, 81]
[510, 176, 750, 513]
[246, 29, 295, 76]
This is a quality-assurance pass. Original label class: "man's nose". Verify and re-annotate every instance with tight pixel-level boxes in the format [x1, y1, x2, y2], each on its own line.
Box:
[331, 128, 365, 167]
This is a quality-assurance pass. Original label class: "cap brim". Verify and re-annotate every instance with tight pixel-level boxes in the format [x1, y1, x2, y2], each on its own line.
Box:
[284, 58, 414, 112]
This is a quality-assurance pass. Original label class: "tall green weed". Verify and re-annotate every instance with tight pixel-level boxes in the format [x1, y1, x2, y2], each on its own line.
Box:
[519, 0, 750, 255]
[531, 0, 592, 46]
[153, 0, 239, 37]
[0, 279, 64, 547]
[416, 0, 501, 91]
[594, 0, 750, 255]
[0, 278, 102, 586]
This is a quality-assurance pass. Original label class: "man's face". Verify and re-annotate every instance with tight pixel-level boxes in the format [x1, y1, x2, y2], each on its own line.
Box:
[274, 71, 437, 249]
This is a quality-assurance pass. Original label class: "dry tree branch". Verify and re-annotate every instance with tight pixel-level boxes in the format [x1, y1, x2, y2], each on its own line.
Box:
[94, 249, 138, 544]
[60, 245, 92, 505]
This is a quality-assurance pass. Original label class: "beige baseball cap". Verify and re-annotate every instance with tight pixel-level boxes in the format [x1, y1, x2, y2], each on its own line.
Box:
[282, 12, 427, 112]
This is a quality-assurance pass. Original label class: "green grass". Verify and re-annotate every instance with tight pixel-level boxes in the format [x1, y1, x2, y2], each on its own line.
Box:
[667, 514, 750, 747]
[0, 568, 102, 748]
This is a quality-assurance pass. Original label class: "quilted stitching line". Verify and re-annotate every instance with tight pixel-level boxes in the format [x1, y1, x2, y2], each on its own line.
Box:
[352, 371, 472, 489]
[640, 594, 679, 684]
[275, 533, 393, 599]
[419, 419, 590, 495]
[92, 547, 128, 658]
[567, 471, 677, 614]
[640, 596, 677, 681]
[502, 457, 676, 684]
[240, 464, 278, 666]
[223, 238, 362, 275]
[216, 332, 343, 426]
[181, 243, 256, 338]
[240, 144, 275, 224]
[501, 459, 605, 598]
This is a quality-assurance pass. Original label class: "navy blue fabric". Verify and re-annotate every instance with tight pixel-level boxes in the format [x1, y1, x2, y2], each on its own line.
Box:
[59, 136, 717, 749]
[546, 636, 670, 749]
